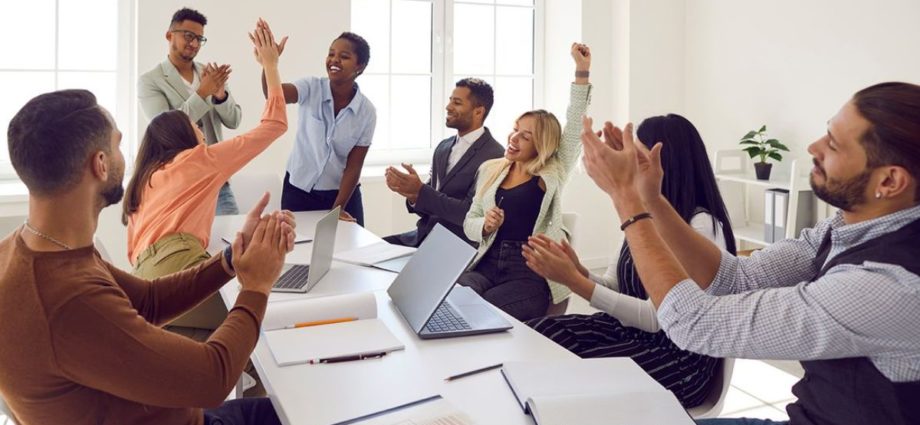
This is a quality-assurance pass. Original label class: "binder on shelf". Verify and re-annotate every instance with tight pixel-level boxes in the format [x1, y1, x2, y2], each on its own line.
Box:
[763, 190, 775, 243]
[772, 189, 789, 242]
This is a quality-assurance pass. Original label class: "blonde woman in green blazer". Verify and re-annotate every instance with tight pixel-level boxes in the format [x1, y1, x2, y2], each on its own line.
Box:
[460, 43, 591, 321]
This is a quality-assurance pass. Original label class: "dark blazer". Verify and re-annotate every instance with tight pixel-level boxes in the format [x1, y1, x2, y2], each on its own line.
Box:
[387, 128, 504, 247]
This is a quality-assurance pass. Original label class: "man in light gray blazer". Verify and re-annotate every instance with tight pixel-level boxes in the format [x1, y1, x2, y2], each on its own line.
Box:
[138, 7, 242, 215]
[384, 78, 504, 247]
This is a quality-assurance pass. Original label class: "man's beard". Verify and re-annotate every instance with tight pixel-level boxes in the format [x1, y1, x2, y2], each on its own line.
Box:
[101, 166, 124, 207]
[810, 163, 873, 211]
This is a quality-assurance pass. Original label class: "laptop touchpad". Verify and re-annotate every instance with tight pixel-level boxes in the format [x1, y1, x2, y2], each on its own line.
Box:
[458, 304, 498, 326]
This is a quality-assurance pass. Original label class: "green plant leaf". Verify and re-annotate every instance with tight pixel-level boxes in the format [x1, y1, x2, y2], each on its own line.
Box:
[768, 140, 790, 151]
[768, 152, 783, 162]
[742, 147, 761, 158]
[740, 140, 760, 145]
[741, 130, 757, 140]
[759, 124, 767, 132]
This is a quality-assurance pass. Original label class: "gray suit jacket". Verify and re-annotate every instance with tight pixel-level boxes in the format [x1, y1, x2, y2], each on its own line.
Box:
[391, 128, 504, 247]
[137, 59, 242, 145]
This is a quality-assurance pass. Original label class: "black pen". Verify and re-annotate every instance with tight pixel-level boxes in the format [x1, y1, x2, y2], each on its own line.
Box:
[444, 363, 503, 381]
[311, 352, 388, 364]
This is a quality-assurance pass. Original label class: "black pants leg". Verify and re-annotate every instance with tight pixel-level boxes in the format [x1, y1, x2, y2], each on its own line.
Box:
[457, 240, 551, 321]
[203, 397, 281, 425]
[281, 173, 365, 226]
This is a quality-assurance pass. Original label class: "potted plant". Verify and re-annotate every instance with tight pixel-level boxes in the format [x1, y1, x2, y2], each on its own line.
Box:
[740, 125, 790, 180]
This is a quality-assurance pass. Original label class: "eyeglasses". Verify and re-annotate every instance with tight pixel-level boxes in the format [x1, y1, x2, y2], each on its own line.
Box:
[171, 30, 207, 46]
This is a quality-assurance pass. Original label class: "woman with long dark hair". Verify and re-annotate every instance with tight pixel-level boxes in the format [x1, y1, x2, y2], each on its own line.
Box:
[124, 20, 287, 287]
[523, 113, 735, 408]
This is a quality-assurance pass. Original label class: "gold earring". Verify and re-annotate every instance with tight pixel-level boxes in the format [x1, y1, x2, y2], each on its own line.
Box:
[875, 192, 882, 199]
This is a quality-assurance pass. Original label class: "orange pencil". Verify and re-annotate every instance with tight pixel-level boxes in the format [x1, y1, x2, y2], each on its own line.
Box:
[285, 317, 358, 329]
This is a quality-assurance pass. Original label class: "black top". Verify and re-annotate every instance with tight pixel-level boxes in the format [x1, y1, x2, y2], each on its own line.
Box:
[494, 176, 545, 242]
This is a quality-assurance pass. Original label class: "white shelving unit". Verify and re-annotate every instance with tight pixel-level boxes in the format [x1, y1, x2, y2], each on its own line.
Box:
[713, 150, 816, 247]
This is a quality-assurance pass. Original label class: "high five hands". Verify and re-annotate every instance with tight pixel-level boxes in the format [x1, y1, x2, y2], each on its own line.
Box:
[249, 18, 288, 66]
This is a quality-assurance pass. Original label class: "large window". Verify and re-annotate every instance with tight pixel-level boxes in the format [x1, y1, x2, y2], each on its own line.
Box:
[0, 0, 132, 179]
[352, 0, 541, 165]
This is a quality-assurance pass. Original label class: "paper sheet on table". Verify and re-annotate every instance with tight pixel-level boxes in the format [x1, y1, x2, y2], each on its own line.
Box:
[265, 318, 404, 367]
[261, 291, 377, 331]
[528, 392, 693, 425]
[334, 241, 416, 266]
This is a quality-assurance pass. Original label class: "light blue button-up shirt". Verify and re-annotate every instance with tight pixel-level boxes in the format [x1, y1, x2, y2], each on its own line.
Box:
[287, 76, 376, 191]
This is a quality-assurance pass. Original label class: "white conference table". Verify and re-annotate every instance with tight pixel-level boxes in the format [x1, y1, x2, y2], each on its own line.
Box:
[208, 211, 578, 425]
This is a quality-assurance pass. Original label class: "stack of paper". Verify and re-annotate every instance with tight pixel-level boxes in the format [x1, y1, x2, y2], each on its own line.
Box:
[262, 292, 404, 366]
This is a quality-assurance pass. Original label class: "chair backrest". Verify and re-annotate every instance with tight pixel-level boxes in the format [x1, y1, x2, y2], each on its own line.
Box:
[0, 216, 25, 238]
[688, 358, 736, 418]
[229, 173, 282, 213]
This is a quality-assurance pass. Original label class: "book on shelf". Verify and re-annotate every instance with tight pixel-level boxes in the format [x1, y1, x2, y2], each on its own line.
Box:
[501, 358, 694, 425]
[262, 292, 404, 366]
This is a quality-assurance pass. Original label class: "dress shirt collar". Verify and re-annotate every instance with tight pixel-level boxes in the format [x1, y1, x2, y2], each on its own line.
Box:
[457, 126, 486, 146]
[321, 79, 367, 114]
[829, 203, 920, 248]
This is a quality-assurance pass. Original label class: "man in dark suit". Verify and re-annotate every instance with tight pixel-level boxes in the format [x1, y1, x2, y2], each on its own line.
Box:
[384, 78, 504, 247]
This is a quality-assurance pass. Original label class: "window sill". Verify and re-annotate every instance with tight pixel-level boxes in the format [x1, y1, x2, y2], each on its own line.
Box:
[0, 181, 27, 205]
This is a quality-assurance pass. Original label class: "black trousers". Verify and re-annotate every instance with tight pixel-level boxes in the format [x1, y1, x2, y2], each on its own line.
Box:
[457, 240, 551, 321]
[281, 172, 365, 226]
[203, 397, 281, 425]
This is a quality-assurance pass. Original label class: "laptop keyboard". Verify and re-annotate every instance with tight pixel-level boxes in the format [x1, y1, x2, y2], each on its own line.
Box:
[273, 265, 311, 290]
[424, 303, 472, 333]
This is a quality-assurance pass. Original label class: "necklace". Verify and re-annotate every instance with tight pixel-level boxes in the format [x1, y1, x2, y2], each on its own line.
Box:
[23, 221, 72, 250]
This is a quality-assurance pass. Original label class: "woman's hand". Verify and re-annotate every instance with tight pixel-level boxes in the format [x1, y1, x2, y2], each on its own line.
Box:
[482, 207, 505, 236]
[571, 42, 591, 72]
[523, 235, 595, 300]
[249, 18, 286, 67]
[559, 238, 590, 278]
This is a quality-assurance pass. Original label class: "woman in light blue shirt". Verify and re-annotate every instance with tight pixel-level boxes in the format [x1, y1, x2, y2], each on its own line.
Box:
[261, 31, 376, 226]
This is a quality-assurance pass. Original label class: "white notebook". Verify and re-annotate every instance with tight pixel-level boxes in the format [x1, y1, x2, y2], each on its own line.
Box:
[263, 292, 404, 366]
[334, 241, 416, 266]
[501, 358, 694, 425]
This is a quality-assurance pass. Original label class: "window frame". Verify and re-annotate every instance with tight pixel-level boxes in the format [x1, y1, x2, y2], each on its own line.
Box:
[0, 0, 135, 181]
[355, 0, 545, 167]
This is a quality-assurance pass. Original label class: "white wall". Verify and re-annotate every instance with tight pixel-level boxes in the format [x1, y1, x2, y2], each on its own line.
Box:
[684, 0, 920, 166]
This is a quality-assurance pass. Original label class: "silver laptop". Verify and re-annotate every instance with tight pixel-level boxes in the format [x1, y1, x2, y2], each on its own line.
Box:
[272, 207, 340, 293]
[388, 224, 512, 339]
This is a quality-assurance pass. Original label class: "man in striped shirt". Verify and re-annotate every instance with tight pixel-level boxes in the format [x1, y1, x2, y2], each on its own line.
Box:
[570, 82, 920, 425]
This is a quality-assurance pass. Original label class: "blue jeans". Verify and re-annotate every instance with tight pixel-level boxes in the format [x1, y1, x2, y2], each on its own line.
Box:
[216, 182, 239, 215]
[696, 419, 788, 425]
[203, 397, 280, 425]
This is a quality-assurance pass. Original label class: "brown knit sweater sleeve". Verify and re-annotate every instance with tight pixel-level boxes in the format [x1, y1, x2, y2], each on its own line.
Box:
[49, 273, 267, 408]
[106, 254, 233, 326]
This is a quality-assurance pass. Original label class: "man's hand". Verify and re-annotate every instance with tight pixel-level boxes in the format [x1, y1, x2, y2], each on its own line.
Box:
[385, 163, 424, 203]
[197, 63, 230, 99]
[211, 63, 232, 102]
[522, 235, 585, 287]
[482, 207, 505, 236]
[232, 215, 288, 296]
[238, 192, 297, 254]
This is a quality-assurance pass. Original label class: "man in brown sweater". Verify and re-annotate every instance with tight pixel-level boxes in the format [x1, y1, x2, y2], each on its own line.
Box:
[0, 66, 291, 424]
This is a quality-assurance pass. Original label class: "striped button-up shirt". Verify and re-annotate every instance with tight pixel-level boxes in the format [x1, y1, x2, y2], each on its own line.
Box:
[658, 204, 920, 382]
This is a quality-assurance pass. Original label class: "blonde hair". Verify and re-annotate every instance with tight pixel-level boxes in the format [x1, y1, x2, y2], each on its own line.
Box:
[477, 110, 562, 198]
